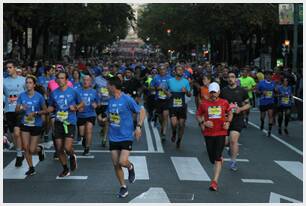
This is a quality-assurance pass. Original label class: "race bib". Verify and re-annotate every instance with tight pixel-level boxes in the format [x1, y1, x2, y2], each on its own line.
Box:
[110, 113, 120, 127]
[265, 91, 273, 98]
[24, 115, 35, 127]
[281, 96, 289, 104]
[173, 97, 183, 107]
[56, 111, 68, 122]
[208, 106, 222, 119]
[8, 96, 18, 106]
[100, 87, 109, 97]
[158, 91, 167, 99]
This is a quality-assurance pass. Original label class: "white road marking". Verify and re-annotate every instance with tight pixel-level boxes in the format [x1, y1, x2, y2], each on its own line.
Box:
[76, 155, 95, 159]
[144, 117, 155, 152]
[274, 161, 303, 181]
[129, 187, 170, 203]
[56, 176, 88, 180]
[150, 122, 164, 153]
[4, 156, 40, 179]
[123, 156, 149, 180]
[269, 192, 302, 203]
[223, 158, 249, 162]
[241, 179, 274, 184]
[3, 150, 162, 153]
[248, 121, 303, 156]
[171, 157, 210, 181]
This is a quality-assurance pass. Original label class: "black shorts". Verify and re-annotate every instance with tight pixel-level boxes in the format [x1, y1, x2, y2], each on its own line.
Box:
[229, 116, 244, 133]
[169, 106, 187, 119]
[77, 117, 96, 126]
[96, 105, 107, 118]
[5, 112, 21, 133]
[54, 121, 75, 139]
[109, 140, 133, 151]
[204, 136, 226, 164]
[156, 99, 170, 113]
[20, 125, 43, 136]
[259, 104, 274, 112]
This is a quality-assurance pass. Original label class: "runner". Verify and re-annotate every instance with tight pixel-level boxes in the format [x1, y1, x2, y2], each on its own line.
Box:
[239, 67, 256, 127]
[257, 70, 276, 137]
[150, 65, 172, 141]
[47, 71, 84, 177]
[196, 82, 233, 191]
[94, 67, 110, 147]
[220, 71, 250, 171]
[4, 60, 26, 167]
[167, 65, 191, 148]
[106, 77, 145, 198]
[277, 77, 293, 135]
[77, 75, 98, 155]
[15, 75, 47, 176]
[199, 75, 213, 102]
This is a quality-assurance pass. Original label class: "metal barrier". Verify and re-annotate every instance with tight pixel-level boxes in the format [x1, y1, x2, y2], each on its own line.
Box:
[292, 96, 303, 121]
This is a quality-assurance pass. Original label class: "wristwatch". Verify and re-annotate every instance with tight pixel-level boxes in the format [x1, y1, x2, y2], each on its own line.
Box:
[136, 124, 142, 129]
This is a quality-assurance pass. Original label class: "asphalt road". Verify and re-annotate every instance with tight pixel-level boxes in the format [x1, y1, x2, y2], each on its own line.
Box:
[3, 100, 303, 203]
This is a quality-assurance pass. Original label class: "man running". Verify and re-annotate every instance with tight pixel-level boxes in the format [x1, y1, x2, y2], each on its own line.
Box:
[167, 65, 191, 149]
[196, 82, 233, 191]
[47, 71, 84, 177]
[106, 77, 145, 198]
[4, 60, 26, 167]
[220, 71, 250, 171]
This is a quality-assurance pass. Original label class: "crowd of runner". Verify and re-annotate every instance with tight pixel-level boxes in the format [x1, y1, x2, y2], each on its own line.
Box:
[3, 57, 302, 196]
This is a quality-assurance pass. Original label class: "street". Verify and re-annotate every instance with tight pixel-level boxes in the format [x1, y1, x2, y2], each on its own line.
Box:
[3, 100, 303, 203]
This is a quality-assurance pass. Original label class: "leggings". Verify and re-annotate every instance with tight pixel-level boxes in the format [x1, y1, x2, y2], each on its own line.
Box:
[278, 107, 291, 128]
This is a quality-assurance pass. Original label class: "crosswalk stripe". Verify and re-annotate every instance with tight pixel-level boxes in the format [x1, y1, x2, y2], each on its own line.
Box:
[76, 155, 95, 159]
[275, 161, 303, 181]
[4, 156, 40, 179]
[223, 158, 249, 162]
[124, 156, 149, 180]
[171, 157, 210, 181]
[56, 176, 88, 180]
[129, 187, 170, 203]
[150, 122, 164, 153]
[144, 117, 155, 152]
[241, 179, 274, 184]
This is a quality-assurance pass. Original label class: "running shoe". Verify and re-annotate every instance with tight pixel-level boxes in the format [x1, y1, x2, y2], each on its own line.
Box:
[59, 169, 70, 177]
[83, 147, 90, 156]
[118, 186, 128, 198]
[25, 167, 36, 176]
[229, 160, 238, 171]
[38, 145, 45, 161]
[128, 163, 136, 183]
[15, 155, 24, 167]
[70, 154, 78, 171]
[209, 180, 218, 191]
[176, 139, 181, 149]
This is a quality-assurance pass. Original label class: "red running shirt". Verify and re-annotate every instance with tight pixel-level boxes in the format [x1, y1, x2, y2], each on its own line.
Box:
[196, 98, 230, 137]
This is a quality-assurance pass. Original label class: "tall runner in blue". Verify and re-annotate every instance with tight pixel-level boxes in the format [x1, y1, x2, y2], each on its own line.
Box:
[47, 71, 84, 177]
[106, 77, 145, 198]
[16, 76, 48, 176]
[77, 75, 98, 155]
[167, 65, 191, 148]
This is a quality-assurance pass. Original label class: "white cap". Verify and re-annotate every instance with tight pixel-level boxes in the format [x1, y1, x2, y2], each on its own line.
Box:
[208, 82, 220, 93]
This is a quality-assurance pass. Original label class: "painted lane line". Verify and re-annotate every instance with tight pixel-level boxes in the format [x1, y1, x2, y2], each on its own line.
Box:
[150, 122, 164, 153]
[56, 176, 88, 180]
[269, 192, 302, 203]
[4, 156, 40, 179]
[223, 158, 249, 162]
[241, 179, 274, 184]
[123, 156, 149, 180]
[144, 117, 155, 152]
[4, 150, 162, 153]
[248, 121, 302, 156]
[171, 157, 210, 181]
[274, 161, 303, 181]
[129, 187, 170, 203]
[76, 155, 95, 159]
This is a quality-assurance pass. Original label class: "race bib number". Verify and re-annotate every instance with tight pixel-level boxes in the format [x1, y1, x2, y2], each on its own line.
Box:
[173, 97, 183, 107]
[281, 97, 289, 104]
[24, 115, 35, 127]
[100, 87, 109, 97]
[208, 106, 222, 119]
[56, 111, 68, 122]
[110, 113, 120, 127]
[265, 91, 273, 98]
[158, 91, 167, 99]
[8, 96, 18, 106]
